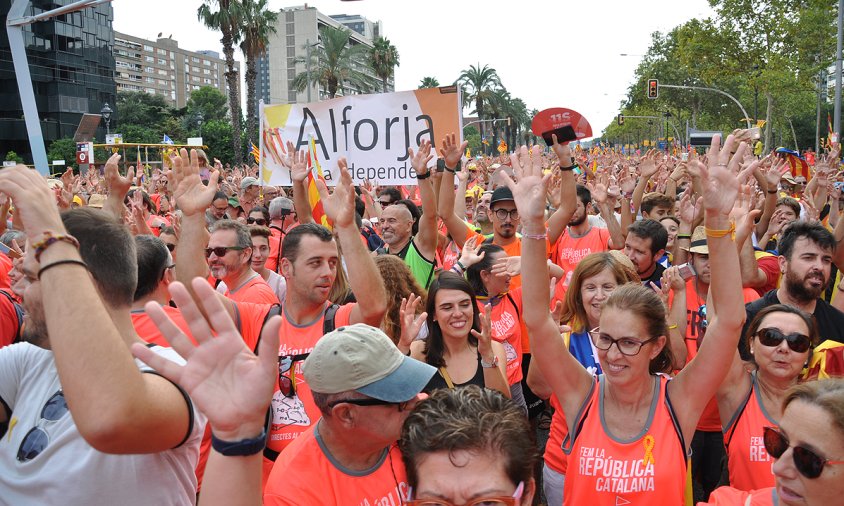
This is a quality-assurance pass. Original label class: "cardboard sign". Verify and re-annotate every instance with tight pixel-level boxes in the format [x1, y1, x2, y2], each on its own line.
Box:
[531, 108, 592, 145]
[260, 87, 462, 186]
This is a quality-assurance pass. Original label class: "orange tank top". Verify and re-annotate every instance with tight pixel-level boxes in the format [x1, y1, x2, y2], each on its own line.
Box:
[723, 373, 777, 491]
[563, 375, 688, 506]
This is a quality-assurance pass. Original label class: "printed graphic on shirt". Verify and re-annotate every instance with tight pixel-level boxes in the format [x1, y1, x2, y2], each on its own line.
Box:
[357, 482, 409, 506]
[748, 436, 771, 463]
[270, 391, 311, 433]
[502, 341, 517, 364]
[578, 444, 656, 495]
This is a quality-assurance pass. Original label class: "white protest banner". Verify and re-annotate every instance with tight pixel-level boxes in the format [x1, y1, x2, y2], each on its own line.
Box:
[259, 86, 462, 186]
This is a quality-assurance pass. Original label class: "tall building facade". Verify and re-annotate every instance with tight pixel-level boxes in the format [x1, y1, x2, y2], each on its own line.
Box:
[113, 32, 239, 110]
[0, 0, 115, 163]
[255, 5, 393, 108]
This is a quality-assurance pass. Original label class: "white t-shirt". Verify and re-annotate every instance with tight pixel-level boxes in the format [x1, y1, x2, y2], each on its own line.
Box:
[0, 342, 206, 505]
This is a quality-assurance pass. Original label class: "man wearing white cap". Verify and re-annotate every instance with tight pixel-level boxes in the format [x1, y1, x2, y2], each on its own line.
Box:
[264, 323, 436, 505]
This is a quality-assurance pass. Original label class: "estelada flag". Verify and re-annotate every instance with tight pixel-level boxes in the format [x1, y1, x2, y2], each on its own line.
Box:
[497, 139, 508, 153]
[306, 137, 332, 230]
[803, 340, 844, 380]
[775, 147, 809, 180]
[250, 143, 261, 165]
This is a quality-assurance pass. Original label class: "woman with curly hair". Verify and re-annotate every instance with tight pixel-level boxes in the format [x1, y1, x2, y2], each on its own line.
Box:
[374, 254, 427, 344]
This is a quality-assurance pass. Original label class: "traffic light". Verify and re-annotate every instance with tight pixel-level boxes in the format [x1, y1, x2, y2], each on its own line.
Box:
[647, 79, 659, 99]
[617, 114, 625, 126]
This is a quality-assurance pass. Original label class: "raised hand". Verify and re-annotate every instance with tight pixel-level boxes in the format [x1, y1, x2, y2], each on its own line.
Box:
[409, 138, 434, 177]
[490, 255, 521, 278]
[284, 141, 309, 184]
[170, 148, 219, 217]
[470, 304, 494, 361]
[105, 153, 134, 199]
[131, 278, 280, 439]
[503, 145, 549, 224]
[0, 165, 66, 242]
[398, 294, 427, 353]
[699, 135, 749, 216]
[638, 150, 660, 179]
[315, 158, 353, 228]
[458, 234, 486, 268]
[439, 133, 468, 169]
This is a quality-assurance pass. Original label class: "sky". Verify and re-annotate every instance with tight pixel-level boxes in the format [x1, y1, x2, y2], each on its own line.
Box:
[112, 0, 715, 137]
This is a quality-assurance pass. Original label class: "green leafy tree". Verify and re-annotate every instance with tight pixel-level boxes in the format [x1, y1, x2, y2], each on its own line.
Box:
[292, 25, 374, 99]
[202, 119, 235, 164]
[198, 0, 244, 164]
[463, 126, 481, 155]
[457, 64, 502, 141]
[419, 76, 439, 88]
[369, 36, 399, 93]
[186, 86, 230, 123]
[116, 91, 175, 128]
[239, 0, 278, 146]
[46, 138, 78, 171]
[4, 151, 24, 163]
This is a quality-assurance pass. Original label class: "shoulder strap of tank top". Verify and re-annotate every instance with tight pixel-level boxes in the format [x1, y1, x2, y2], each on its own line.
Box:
[663, 375, 690, 457]
[723, 373, 756, 445]
[438, 367, 455, 389]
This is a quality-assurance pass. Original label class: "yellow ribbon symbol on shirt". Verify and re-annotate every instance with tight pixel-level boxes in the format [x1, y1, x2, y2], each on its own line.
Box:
[642, 434, 655, 466]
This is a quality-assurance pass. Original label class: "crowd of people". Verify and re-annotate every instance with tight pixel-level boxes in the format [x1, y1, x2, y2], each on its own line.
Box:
[1, 129, 844, 506]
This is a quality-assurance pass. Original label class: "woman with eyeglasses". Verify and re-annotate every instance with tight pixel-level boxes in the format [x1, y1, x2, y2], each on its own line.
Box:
[409, 271, 510, 399]
[517, 136, 748, 505]
[715, 304, 818, 492]
[702, 378, 844, 506]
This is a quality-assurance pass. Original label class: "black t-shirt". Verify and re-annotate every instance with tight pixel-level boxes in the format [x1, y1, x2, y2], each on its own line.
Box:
[641, 263, 666, 289]
[741, 289, 844, 359]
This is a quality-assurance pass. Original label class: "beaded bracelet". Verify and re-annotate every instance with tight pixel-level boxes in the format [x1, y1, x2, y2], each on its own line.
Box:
[32, 232, 80, 262]
[522, 228, 548, 240]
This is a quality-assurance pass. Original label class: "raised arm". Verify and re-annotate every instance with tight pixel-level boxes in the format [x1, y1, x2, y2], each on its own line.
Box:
[587, 175, 624, 249]
[103, 153, 134, 222]
[546, 142, 577, 244]
[0, 165, 191, 453]
[670, 135, 749, 445]
[317, 159, 387, 327]
[410, 139, 438, 260]
[506, 141, 593, 426]
[436, 133, 471, 248]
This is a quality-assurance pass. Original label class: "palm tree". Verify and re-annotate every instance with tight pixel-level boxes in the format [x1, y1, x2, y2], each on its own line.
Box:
[198, 0, 243, 164]
[239, 0, 277, 148]
[507, 98, 530, 149]
[369, 36, 399, 93]
[487, 88, 511, 152]
[419, 77, 439, 89]
[456, 64, 502, 143]
[292, 25, 374, 99]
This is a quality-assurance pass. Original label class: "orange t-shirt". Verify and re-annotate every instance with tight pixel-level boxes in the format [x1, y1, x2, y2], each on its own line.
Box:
[265, 231, 282, 273]
[699, 486, 777, 505]
[263, 303, 355, 480]
[723, 375, 776, 491]
[264, 424, 408, 505]
[564, 375, 687, 506]
[225, 275, 280, 305]
[0, 289, 19, 348]
[481, 289, 524, 385]
[131, 305, 194, 347]
[671, 279, 760, 431]
[550, 226, 611, 275]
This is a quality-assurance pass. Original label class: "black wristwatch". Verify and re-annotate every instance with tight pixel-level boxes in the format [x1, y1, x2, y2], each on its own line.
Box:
[445, 161, 462, 173]
[211, 427, 267, 456]
[416, 171, 432, 180]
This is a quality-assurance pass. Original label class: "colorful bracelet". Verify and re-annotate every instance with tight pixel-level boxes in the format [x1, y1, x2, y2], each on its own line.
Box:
[667, 324, 678, 330]
[37, 259, 88, 281]
[32, 232, 80, 262]
[704, 222, 735, 238]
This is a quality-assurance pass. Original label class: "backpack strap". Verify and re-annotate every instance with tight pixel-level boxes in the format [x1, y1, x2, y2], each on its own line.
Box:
[0, 290, 23, 343]
[505, 292, 520, 322]
[323, 303, 341, 334]
[254, 304, 282, 353]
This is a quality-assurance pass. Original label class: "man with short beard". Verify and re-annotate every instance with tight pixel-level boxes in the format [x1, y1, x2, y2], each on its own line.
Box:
[472, 191, 493, 235]
[742, 220, 844, 359]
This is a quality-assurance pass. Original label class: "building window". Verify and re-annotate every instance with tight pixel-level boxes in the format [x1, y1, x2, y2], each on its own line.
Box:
[157, 48, 167, 55]
[144, 44, 153, 51]
[145, 56, 153, 62]
[203, 59, 210, 65]
[158, 58, 166, 65]
[192, 56, 200, 63]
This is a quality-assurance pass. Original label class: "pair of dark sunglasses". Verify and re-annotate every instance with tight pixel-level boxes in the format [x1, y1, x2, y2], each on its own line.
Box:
[755, 328, 812, 353]
[17, 391, 68, 461]
[327, 398, 411, 411]
[278, 353, 310, 397]
[764, 426, 844, 478]
[204, 246, 245, 258]
[247, 217, 267, 226]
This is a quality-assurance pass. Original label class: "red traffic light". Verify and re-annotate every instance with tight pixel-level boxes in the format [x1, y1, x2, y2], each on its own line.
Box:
[617, 114, 625, 126]
[647, 79, 659, 99]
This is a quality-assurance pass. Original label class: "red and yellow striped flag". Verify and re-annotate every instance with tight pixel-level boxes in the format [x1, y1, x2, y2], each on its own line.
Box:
[251, 143, 261, 165]
[306, 138, 332, 230]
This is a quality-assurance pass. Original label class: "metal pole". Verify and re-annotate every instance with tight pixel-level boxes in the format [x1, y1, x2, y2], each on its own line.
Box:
[660, 84, 752, 129]
[306, 39, 311, 102]
[836, 0, 843, 137]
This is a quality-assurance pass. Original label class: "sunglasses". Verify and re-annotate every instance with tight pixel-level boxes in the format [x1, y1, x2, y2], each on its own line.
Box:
[406, 482, 524, 506]
[204, 246, 245, 258]
[755, 328, 812, 353]
[378, 200, 395, 207]
[278, 353, 310, 398]
[764, 426, 844, 478]
[18, 391, 69, 461]
[698, 304, 708, 336]
[247, 217, 267, 226]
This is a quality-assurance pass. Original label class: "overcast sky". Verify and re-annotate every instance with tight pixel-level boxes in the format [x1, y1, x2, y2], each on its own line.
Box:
[113, 0, 715, 137]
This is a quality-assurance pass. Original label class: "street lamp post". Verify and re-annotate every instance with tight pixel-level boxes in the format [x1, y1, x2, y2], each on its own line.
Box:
[100, 102, 112, 137]
[196, 112, 204, 137]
